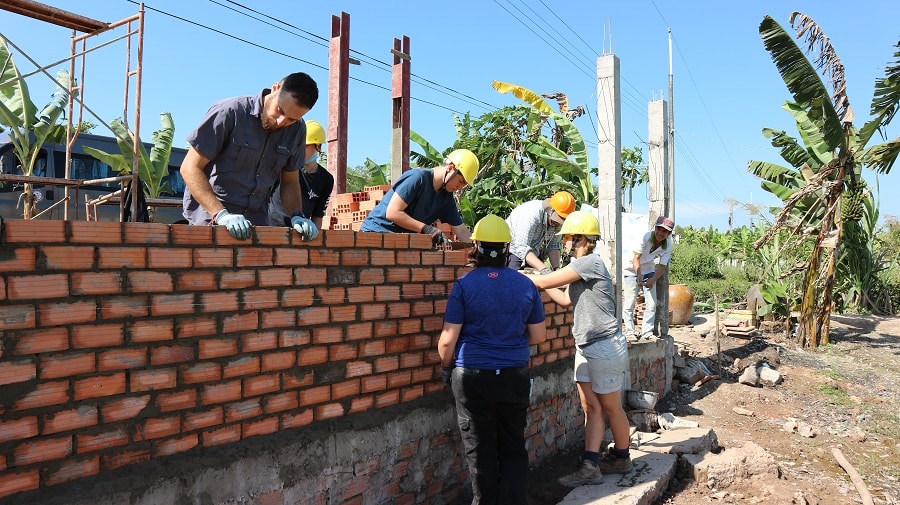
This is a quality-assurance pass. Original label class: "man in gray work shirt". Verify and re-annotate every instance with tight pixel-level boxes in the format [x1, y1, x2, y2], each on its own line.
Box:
[181, 72, 319, 240]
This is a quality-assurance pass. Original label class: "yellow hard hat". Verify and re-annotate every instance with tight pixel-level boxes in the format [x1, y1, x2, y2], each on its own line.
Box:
[446, 149, 479, 184]
[305, 120, 325, 146]
[549, 191, 576, 218]
[470, 214, 511, 243]
[557, 210, 600, 237]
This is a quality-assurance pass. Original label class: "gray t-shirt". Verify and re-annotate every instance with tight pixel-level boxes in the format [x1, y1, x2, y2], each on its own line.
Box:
[568, 254, 619, 346]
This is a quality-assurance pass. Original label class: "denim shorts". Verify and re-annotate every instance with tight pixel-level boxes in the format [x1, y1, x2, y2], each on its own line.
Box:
[573, 333, 628, 394]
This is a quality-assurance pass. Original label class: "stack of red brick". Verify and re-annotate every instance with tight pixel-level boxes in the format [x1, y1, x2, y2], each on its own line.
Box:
[327, 185, 392, 231]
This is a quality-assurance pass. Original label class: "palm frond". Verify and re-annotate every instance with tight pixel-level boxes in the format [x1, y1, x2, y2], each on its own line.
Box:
[859, 38, 900, 146]
[759, 16, 843, 150]
[789, 12, 853, 124]
[862, 138, 900, 175]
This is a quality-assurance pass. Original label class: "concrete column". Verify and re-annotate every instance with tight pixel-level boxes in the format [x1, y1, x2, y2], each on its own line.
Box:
[648, 99, 670, 336]
[596, 54, 622, 322]
[390, 36, 410, 184]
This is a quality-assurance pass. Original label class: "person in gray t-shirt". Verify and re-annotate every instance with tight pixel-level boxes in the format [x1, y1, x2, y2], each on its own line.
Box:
[527, 211, 634, 486]
[181, 72, 318, 240]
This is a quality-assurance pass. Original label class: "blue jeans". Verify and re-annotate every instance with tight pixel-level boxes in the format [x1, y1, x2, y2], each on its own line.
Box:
[451, 366, 531, 504]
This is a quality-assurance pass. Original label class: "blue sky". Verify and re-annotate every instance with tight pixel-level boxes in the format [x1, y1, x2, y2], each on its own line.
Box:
[1, 0, 898, 230]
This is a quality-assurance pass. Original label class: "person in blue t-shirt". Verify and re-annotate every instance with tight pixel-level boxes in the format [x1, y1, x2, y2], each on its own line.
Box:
[359, 149, 479, 246]
[438, 214, 547, 504]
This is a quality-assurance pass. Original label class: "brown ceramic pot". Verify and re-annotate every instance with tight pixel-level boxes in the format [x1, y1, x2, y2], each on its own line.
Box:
[668, 284, 694, 325]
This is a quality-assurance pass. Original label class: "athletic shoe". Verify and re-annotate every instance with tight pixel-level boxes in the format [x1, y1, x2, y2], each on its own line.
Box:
[557, 460, 603, 487]
[596, 453, 633, 474]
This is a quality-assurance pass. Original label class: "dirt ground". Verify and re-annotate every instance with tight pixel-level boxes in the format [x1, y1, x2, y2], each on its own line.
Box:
[524, 313, 900, 505]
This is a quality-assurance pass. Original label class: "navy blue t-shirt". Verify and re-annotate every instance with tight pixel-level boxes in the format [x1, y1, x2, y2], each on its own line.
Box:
[359, 168, 463, 233]
[444, 267, 546, 369]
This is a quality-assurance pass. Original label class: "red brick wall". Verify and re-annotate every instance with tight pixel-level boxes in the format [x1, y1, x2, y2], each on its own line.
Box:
[0, 220, 577, 502]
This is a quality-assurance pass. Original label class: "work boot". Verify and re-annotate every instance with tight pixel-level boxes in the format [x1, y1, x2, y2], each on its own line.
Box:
[596, 453, 633, 474]
[557, 459, 603, 487]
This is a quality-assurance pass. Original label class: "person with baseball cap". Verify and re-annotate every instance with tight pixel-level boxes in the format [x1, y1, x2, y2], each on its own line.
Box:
[623, 216, 675, 340]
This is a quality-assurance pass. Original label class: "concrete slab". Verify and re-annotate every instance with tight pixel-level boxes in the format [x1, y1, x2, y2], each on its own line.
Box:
[635, 427, 718, 455]
[556, 451, 677, 505]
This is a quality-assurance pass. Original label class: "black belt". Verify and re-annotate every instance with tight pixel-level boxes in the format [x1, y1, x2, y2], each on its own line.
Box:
[458, 366, 528, 375]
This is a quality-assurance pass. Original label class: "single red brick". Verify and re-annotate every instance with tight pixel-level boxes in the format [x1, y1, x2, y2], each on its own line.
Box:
[242, 290, 278, 311]
[360, 304, 387, 321]
[201, 380, 242, 405]
[293, 267, 328, 285]
[345, 286, 374, 304]
[8, 273, 68, 300]
[273, 248, 308, 266]
[199, 338, 238, 360]
[280, 409, 313, 429]
[76, 428, 128, 454]
[127, 270, 175, 294]
[241, 332, 277, 353]
[0, 305, 35, 330]
[14, 435, 72, 465]
[180, 362, 222, 384]
[224, 399, 261, 423]
[330, 305, 357, 323]
[381, 233, 410, 248]
[42, 245, 94, 270]
[349, 395, 374, 414]
[153, 433, 199, 457]
[244, 374, 280, 397]
[281, 287, 315, 308]
[131, 368, 177, 392]
[183, 407, 223, 431]
[386, 337, 410, 354]
[44, 454, 100, 486]
[73, 372, 126, 400]
[13, 380, 68, 411]
[255, 226, 292, 246]
[102, 448, 151, 471]
[374, 356, 399, 373]
[222, 311, 258, 333]
[151, 293, 197, 316]
[370, 250, 395, 266]
[157, 389, 198, 412]
[262, 391, 298, 413]
[261, 310, 295, 329]
[100, 295, 150, 319]
[261, 350, 295, 371]
[355, 232, 383, 248]
[396, 251, 422, 266]
[131, 319, 174, 343]
[223, 356, 260, 378]
[329, 343, 358, 362]
[193, 248, 233, 268]
[435, 266, 458, 281]
[359, 339, 385, 357]
[307, 249, 340, 266]
[387, 370, 412, 389]
[171, 224, 212, 245]
[148, 247, 192, 268]
[98, 247, 147, 269]
[312, 327, 343, 345]
[298, 385, 331, 406]
[375, 285, 401, 302]
[315, 403, 345, 421]
[101, 395, 151, 423]
[340, 249, 369, 266]
[298, 306, 330, 326]
[332, 379, 360, 400]
[176, 315, 217, 338]
[70, 221, 122, 244]
[4, 220, 64, 243]
[385, 268, 410, 283]
[200, 291, 239, 312]
[410, 300, 434, 317]
[398, 318, 421, 335]
[258, 268, 292, 287]
[135, 416, 180, 441]
[282, 369, 314, 390]
[236, 248, 273, 267]
[375, 390, 400, 409]
[0, 417, 38, 443]
[98, 348, 147, 371]
[375, 321, 399, 338]
[279, 329, 310, 348]
[316, 286, 345, 304]
[348, 362, 376, 381]
[202, 424, 241, 447]
[12, 327, 68, 355]
[444, 250, 468, 265]
[40, 352, 95, 379]
[39, 300, 96, 326]
[219, 270, 256, 289]
[177, 271, 217, 291]
[72, 323, 125, 348]
[361, 374, 386, 393]
[421, 250, 445, 266]
[242, 416, 278, 438]
[42, 405, 98, 435]
[0, 469, 39, 498]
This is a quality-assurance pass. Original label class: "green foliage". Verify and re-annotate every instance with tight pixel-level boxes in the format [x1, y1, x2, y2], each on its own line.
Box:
[815, 384, 852, 406]
[345, 159, 389, 193]
[669, 243, 722, 282]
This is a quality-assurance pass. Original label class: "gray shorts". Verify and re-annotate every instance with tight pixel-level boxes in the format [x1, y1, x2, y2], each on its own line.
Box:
[573, 333, 628, 394]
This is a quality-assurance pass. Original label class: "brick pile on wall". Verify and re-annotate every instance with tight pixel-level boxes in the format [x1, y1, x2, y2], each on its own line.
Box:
[328, 185, 392, 231]
[0, 219, 585, 504]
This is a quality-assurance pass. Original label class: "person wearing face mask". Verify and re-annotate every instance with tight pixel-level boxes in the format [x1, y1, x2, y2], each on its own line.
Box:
[359, 149, 479, 246]
[266, 120, 333, 241]
[181, 72, 319, 241]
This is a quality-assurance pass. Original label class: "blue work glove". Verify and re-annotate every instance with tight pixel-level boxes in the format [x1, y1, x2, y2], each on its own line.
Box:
[441, 367, 453, 389]
[291, 212, 319, 241]
[421, 224, 447, 246]
[214, 209, 252, 240]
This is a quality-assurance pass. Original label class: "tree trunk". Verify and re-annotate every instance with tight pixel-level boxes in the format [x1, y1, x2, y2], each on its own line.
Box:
[21, 183, 36, 219]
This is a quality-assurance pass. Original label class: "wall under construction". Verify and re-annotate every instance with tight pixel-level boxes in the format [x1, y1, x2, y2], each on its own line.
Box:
[0, 217, 592, 504]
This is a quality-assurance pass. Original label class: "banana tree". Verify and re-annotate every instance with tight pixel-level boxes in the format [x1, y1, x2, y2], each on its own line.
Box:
[750, 14, 899, 346]
[0, 36, 71, 218]
[81, 113, 176, 221]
